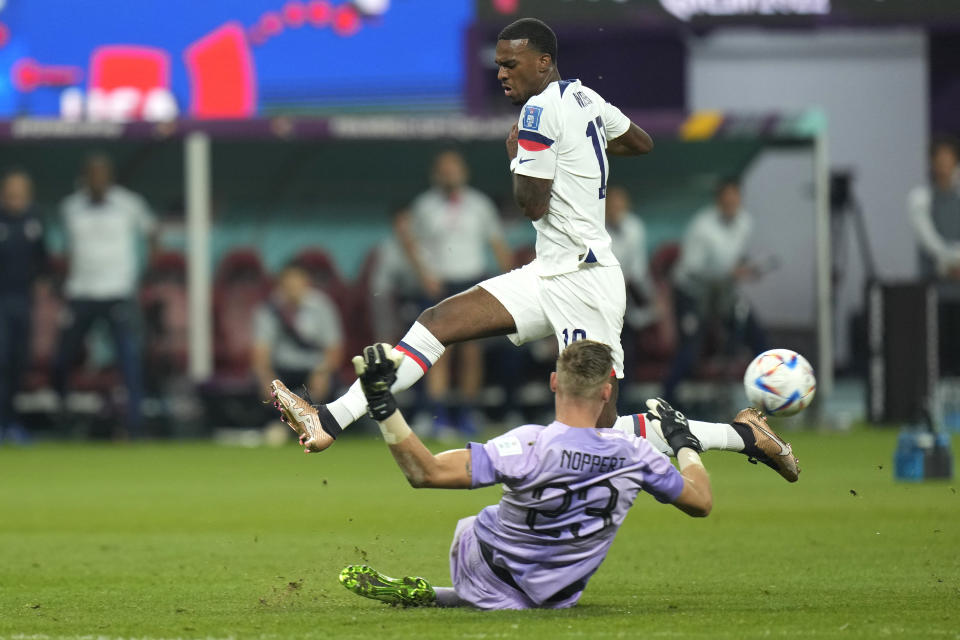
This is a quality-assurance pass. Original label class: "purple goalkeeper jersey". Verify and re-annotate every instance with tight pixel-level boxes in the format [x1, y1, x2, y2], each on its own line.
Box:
[467, 421, 683, 605]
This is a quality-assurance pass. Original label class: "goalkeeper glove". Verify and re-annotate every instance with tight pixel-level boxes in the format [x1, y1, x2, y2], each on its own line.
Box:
[352, 343, 403, 422]
[645, 397, 702, 454]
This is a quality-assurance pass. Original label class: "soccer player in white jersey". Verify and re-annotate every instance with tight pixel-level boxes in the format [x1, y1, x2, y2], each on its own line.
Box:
[272, 18, 799, 483]
[336, 341, 712, 609]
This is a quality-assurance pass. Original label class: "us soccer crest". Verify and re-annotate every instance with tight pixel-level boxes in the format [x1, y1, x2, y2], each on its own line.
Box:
[523, 105, 543, 130]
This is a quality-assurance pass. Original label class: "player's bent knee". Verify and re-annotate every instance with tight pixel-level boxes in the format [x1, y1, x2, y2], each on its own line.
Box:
[416, 304, 446, 336]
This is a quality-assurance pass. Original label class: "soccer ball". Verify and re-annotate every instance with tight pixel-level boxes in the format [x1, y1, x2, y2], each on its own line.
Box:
[743, 349, 817, 416]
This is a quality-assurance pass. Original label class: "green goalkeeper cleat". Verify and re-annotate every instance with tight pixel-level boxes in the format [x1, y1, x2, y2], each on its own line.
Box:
[339, 565, 437, 607]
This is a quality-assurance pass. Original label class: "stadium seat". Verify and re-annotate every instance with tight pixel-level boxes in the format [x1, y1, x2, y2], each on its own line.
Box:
[212, 248, 271, 379]
[291, 248, 356, 381]
[513, 245, 537, 268]
[631, 243, 680, 382]
[141, 251, 189, 378]
[345, 248, 378, 363]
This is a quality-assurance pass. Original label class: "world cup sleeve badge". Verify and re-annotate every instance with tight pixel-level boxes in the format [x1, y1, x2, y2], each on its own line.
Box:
[523, 105, 543, 131]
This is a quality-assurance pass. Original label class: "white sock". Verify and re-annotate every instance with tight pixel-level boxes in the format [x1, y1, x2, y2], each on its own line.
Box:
[434, 586, 469, 607]
[326, 322, 446, 429]
[613, 414, 744, 456]
[612, 414, 672, 457]
[688, 419, 744, 452]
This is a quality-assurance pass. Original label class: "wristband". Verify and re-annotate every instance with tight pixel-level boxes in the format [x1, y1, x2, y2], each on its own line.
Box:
[366, 389, 397, 422]
[677, 448, 704, 471]
[509, 156, 519, 172]
[377, 410, 412, 445]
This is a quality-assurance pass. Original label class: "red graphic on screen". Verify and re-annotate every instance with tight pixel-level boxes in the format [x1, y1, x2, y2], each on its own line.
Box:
[184, 22, 257, 119]
[12, 58, 84, 92]
[6, 1, 377, 120]
[90, 46, 169, 92]
[284, 1, 307, 26]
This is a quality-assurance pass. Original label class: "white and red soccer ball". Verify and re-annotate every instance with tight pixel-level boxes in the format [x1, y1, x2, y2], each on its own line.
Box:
[743, 349, 817, 417]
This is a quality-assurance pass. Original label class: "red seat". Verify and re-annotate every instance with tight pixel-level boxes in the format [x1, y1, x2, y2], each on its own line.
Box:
[513, 245, 536, 268]
[141, 251, 189, 374]
[631, 243, 680, 382]
[291, 248, 355, 379]
[212, 248, 270, 378]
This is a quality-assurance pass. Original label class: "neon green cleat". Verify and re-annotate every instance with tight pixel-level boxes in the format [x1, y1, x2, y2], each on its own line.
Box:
[339, 565, 436, 607]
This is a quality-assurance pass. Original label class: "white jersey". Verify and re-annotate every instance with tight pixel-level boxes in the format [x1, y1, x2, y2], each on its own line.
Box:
[512, 79, 631, 277]
[61, 185, 156, 300]
[410, 186, 503, 282]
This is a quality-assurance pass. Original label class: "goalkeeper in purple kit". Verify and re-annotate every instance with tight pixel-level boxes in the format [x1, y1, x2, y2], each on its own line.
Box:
[336, 340, 712, 610]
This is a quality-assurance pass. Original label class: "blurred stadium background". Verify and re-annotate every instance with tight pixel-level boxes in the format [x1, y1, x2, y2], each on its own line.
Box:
[0, 0, 956, 440]
[2, 1, 960, 638]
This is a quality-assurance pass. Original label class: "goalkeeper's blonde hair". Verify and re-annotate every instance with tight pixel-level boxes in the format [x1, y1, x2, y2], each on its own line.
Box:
[555, 340, 613, 399]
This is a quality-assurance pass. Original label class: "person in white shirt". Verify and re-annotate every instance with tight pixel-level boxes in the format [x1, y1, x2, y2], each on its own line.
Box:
[400, 150, 513, 435]
[605, 185, 656, 377]
[252, 262, 344, 407]
[907, 136, 960, 373]
[53, 154, 157, 437]
[663, 178, 767, 404]
[273, 19, 800, 487]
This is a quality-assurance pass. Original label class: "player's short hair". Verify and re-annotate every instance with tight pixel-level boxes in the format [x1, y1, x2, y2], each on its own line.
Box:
[498, 18, 558, 63]
[555, 340, 612, 399]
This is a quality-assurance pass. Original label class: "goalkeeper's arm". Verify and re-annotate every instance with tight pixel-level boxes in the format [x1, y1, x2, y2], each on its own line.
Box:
[355, 344, 472, 489]
[645, 398, 713, 518]
[377, 411, 472, 489]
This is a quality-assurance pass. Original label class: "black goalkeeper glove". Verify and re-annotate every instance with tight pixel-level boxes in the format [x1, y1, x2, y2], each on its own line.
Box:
[353, 343, 402, 422]
[645, 397, 702, 455]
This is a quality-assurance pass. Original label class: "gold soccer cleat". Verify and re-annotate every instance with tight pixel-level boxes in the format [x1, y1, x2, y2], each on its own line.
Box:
[270, 379, 338, 453]
[732, 407, 800, 483]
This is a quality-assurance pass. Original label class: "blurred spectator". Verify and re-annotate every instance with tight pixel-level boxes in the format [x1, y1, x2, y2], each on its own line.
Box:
[402, 149, 512, 435]
[605, 186, 656, 376]
[54, 154, 157, 438]
[369, 203, 425, 344]
[908, 136, 960, 373]
[663, 178, 766, 404]
[252, 262, 344, 408]
[0, 169, 47, 442]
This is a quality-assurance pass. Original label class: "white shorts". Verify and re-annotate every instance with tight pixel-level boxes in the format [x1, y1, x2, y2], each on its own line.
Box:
[479, 261, 626, 378]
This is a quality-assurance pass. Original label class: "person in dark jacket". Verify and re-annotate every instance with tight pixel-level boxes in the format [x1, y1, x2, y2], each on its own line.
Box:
[0, 169, 47, 442]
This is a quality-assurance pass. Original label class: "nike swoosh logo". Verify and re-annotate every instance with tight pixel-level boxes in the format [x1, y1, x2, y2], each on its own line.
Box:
[757, 424, 791, 456]
[518, 158, 535, 164]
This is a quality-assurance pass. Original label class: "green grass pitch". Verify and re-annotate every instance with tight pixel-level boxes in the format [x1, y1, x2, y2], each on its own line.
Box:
[1, 427, 958, 639]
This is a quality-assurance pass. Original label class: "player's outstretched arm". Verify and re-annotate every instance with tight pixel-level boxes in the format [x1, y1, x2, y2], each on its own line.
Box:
[672, 451, 713, 518]
[354, 344, 472, 489]
[646, 398, 712, 517]
[379, 411, 473, 489]
[607, 123, 654, 156]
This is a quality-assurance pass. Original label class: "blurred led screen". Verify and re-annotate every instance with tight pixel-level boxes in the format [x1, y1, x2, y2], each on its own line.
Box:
[0, 0, 473, 121]
[478, 0, 960, 24]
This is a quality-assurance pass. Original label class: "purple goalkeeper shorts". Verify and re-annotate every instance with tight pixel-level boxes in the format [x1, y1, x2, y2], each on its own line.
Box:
[448, 516, 582, 610]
